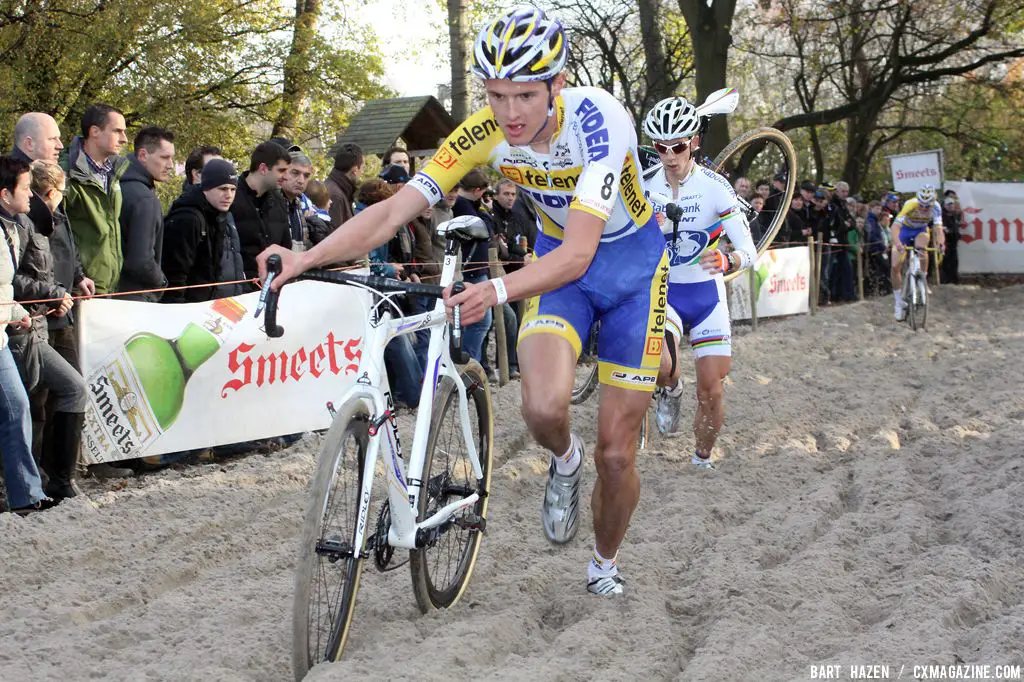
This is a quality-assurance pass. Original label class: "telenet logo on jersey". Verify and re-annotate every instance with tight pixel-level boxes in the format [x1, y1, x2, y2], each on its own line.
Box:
[498, 165, 580, 191]
[444, 118, 500, 158]
[433, 147, 458, 170]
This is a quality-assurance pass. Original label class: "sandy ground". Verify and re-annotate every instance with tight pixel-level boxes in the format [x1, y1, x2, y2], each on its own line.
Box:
[1, 284, 1022, 682]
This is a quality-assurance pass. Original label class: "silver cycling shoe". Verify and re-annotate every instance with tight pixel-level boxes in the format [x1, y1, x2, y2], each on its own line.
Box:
[654, 384, 684, 435]
[541, 439, 583, 544]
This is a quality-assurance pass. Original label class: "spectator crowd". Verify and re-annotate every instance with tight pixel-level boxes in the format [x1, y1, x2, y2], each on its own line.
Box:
[0, 104, 539, 514]
[733, 175, 963, 303]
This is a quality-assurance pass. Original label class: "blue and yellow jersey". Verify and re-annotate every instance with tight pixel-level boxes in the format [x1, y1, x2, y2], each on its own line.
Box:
[893, 198, 942, 231]
[408, 86, 655, 243]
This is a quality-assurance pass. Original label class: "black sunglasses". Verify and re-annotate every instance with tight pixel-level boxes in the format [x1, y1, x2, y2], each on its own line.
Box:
[653, 140, 690, 155]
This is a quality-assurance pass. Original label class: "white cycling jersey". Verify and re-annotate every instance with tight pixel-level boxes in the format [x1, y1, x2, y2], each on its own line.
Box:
[644, 164, 757, 285]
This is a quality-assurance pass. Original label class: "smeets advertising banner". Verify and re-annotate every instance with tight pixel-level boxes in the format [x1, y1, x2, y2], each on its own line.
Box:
[727, 246, 811, 321]
[78, 280, 370, 464]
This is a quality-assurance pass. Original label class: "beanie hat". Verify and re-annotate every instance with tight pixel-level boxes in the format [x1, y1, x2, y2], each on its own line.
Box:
[201, 159, 238, 190]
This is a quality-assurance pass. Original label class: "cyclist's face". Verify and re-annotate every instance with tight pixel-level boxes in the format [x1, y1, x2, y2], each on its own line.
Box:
[656, 137, 694, 174]
[485, 74, 565, 146]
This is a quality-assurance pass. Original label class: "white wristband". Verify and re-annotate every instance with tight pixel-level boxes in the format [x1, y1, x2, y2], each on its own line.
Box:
[491, 277, 508, 305]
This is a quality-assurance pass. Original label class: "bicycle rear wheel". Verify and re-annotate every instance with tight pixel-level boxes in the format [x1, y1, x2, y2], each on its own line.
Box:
[711, 127, 798, 281]
[571, 322, 600, 405]
[410, 360, 494, 612]
[292, 400, 371, 680]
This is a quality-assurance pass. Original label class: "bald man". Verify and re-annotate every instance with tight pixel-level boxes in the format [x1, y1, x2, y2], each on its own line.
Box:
[12, 112, 64, 163]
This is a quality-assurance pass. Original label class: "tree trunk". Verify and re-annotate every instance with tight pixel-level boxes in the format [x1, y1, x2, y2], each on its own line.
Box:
[679, 0, 737, 157]
[448, 0, 470, 121]
[638, 0, 670, 109]
[273, 0, 321, 140]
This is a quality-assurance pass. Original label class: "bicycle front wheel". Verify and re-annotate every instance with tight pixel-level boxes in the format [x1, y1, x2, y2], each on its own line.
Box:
[914, 274, 928, 330]
[292, 400, 371, 680]
[410, 360, 494, 612]
[712, 127, 798, 281]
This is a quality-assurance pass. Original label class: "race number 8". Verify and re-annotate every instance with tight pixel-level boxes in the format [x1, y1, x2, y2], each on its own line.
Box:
[600, 172, 614, 200]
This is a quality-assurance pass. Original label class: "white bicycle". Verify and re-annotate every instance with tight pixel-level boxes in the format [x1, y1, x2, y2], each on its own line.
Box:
[899, 244, 928, 331]
[258, 216, 495, 680]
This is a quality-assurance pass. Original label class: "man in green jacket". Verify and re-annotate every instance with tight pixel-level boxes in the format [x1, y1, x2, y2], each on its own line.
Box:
[62, 104, 129, 294]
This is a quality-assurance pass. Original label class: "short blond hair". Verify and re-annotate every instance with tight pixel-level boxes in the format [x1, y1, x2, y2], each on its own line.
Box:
[29, 160, 65, 195]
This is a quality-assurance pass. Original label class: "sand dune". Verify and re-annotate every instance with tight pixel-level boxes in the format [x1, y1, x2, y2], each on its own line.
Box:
[2, 284, 1022, 682]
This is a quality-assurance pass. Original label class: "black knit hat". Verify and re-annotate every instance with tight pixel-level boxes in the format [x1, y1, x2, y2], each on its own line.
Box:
[200, 159, 238, 190]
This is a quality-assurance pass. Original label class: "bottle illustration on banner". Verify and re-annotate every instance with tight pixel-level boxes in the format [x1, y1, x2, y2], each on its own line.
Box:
[82, 297, 247, 462]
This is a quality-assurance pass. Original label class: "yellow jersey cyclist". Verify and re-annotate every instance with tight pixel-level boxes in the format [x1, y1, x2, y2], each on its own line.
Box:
[257, 6, 668, 597]
[891, 184, 945, 321]
[641, 96, 757, 469]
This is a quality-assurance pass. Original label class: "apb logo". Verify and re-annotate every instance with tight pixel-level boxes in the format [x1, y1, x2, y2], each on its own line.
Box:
[435, 148, 457, 170]
[668, 229, 709, 266]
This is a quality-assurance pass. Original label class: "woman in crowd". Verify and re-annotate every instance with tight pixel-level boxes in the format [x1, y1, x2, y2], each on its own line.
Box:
[22, 160, 89, 501]
[0, 155, 53, 513]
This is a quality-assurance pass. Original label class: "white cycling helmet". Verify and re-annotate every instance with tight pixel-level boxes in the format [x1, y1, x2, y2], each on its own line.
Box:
[643, 96, 702, 141]
[916, 184, 936, 205]
[472, 6, 567, 82]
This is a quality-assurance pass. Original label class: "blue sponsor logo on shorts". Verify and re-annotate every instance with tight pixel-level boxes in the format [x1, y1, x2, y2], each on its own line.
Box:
[667, 229, 709, 266]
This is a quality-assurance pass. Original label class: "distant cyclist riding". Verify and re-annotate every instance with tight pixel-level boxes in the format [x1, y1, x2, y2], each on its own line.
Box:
[641, 95, 757, 468]
[891, 184, 945, 321]
[257, 6, 668, 597]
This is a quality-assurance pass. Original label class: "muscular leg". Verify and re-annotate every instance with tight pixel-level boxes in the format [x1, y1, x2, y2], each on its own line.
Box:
[591, 384, 651, 558]
[915, 232, 931, 277]
[890, 243, 904, 293]
[656, 332, 682, 387]
[693, 355, 731, 456]
[518, 334, 575, 456]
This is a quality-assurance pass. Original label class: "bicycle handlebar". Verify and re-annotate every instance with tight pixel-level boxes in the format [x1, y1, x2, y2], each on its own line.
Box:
[256, 254, 467, 352]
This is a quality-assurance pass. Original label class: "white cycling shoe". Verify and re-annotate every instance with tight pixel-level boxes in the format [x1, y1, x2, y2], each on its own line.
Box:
[587, 571, 625, 596]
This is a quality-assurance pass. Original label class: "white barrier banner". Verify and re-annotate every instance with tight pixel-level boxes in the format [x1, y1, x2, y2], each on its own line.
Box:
[946, 181, 1024, 273]
[888, 150, 943, 193]
[727, 246, 811, 321]
[78, 281, 370, 463]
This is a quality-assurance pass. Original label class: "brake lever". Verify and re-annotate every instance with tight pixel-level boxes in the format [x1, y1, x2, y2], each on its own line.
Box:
[450, 281, 466, 351]
[258, 254, 284, 338]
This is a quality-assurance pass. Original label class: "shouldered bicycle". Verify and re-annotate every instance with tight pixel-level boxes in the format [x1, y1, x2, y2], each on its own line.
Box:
[257, 216, 496, 680]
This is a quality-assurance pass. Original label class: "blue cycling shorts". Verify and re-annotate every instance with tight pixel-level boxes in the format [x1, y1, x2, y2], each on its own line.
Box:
[518, 219, 669, 391]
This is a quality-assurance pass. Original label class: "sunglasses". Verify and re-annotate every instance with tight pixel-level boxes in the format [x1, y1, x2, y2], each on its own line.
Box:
[653, 140, 690, 155]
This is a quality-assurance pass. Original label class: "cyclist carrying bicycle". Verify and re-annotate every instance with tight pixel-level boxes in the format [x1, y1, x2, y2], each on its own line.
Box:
[641, 96, 757, 468]
[257, 6, 668, 597]
[890, 184, 945, 321]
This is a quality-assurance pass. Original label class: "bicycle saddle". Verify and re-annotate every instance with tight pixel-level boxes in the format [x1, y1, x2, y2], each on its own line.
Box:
[436, 215, 491, 243]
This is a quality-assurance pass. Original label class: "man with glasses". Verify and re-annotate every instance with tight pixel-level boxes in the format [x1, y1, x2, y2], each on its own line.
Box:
[641, 96, 757, 469]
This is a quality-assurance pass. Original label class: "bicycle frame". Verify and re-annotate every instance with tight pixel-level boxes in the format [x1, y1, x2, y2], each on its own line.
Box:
[334, 247, 484, 553]
[905, 245, 923, 298]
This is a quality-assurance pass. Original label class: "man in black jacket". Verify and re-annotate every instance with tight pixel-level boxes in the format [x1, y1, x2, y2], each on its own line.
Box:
[119, 126, 174, 301]
[230, 142, 291, 284]
[162, 159, 246, 302]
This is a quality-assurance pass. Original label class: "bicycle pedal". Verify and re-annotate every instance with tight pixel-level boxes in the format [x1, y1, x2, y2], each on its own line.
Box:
[454, 513, 486, 532]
